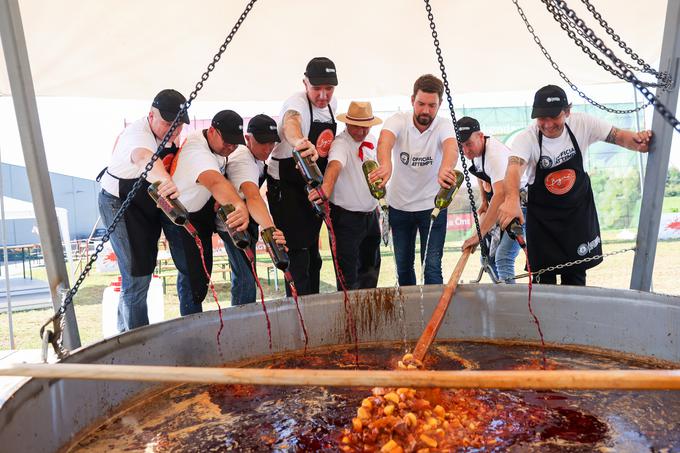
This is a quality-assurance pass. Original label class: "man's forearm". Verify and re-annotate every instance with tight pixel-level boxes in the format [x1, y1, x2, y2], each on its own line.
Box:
[503, 157, 525, 200]
[246, 194, 274, 229]
[321, 161, 342, 196]
[281, 110, 304, 146]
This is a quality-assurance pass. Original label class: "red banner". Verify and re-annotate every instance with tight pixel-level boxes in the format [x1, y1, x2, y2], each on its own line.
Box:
[447, 213, 473, 231]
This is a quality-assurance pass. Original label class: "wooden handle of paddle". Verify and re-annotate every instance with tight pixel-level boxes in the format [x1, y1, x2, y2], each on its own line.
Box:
[413, 248, 472, 362]
[1, 363, 680, 390]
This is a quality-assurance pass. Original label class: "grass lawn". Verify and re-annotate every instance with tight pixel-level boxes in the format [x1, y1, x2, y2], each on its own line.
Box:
[664, 196, 680, 213]
[2, 236, 679, 351]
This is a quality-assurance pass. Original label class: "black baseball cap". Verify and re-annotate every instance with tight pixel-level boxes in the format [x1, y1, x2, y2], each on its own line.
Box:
[247, 114, 280, 144]
[211, 110, 246, 145]
[152, 89, 190, 124]
[304, 57, 338, 86]
[457, 116, 481, 143]
[531, 85, 569, 119]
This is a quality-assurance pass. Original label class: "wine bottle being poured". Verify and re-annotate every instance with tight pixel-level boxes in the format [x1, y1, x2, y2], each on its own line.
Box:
[431, 169, 465, 220]
[216, 204, 254, 261]
[261, 226, 289, 271]
[361, 160, 388, 210]
[148, 181, 189, 226]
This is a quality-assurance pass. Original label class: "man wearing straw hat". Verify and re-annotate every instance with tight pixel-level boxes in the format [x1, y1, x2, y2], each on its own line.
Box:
[308, 101, 383, 289]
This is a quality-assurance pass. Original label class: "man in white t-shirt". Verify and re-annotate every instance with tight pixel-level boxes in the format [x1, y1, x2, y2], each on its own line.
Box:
[458, 117, 527, 283]
[369, 75, 458, 286]
[499, 85, 652, 286]
[164, 110, 249, 314]
[220, 114, 286, 305]
[308, 101, 383, 289]
[266, 57, 337, 296]
[97, 88, 188, 332]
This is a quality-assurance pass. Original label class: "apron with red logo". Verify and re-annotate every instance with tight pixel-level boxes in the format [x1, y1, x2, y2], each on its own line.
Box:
[269, 99, 337, 249]
[526, 124, 602, 272]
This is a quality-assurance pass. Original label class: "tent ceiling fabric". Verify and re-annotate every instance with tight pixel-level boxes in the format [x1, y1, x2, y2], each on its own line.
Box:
[0, 0, 668, 101]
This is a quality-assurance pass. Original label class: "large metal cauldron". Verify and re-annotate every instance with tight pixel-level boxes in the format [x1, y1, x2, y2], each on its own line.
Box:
[0, 284, 678, 451]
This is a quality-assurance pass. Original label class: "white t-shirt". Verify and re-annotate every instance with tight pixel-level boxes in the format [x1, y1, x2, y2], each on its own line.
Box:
[172, 130, 227, 212]
[383, 111, 456, 212]
[267, 91, 338, 180]
[100, 117, 167, 197]
[510, 112, 612, 185]
[471, 136, 529, 188]
[328, 130, 378, 212]
[226, 145, 263, 199]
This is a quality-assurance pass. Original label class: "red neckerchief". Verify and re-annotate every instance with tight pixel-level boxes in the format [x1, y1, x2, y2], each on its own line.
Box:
[358, 141, 374, 161]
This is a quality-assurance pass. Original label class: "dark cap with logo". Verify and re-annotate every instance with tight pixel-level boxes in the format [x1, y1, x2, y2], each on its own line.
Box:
[211, 110, 246, 145]
[457, 116, 481, 143]
[152, 89, 190, 124]
[247, 114, 280, 144]
[531, 85, 569, 119]
[305, 57, 338, 86]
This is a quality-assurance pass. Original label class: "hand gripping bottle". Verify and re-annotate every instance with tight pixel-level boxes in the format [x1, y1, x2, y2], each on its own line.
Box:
[148, 181, 189, 226]
[361, 160, 388, 210]
[292, 148, 323, 188]
[431, 170, 465, 220]
[261, 226, 289, 271]
[216, 204, 254, 261]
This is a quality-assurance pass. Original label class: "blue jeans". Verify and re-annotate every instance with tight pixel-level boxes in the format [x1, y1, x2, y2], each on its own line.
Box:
[161, 217, 204, 317]
[218, 230, 257, 306]
[389, 206, 447, 286]
[98, 190, 152, 332]
[488, 206, 527, 283]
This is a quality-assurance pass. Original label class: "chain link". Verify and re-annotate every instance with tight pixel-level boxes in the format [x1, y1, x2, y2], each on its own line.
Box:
[511, 0, 650, 114]
[40, 0, 259, 357]
[580, 0, 671, 87]
[545, 0, 680, 135]
[510, 246, 636, 280]
[422, 0, 487, 258]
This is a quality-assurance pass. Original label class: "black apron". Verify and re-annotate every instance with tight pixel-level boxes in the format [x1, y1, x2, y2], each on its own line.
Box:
[526, 124, 602, 271]
[269, 100, 337, 249]
[97, 144, 179, 277]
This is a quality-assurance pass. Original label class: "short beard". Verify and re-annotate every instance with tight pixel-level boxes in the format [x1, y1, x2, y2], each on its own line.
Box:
[416, 114, 433, 127]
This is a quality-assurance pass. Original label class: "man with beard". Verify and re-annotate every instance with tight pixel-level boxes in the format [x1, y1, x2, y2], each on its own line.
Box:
[266, 57, 337, 296]
[369, 75, 458, 286]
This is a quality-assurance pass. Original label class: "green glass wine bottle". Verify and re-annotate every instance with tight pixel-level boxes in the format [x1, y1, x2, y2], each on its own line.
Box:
[261, 226, 289, 271]
[361, 160, 388, 210]
[431, 169, 465, 219]
[292, 148, 323, 188]
[148, 181, 189, 226]
[216, 204, 252, 253]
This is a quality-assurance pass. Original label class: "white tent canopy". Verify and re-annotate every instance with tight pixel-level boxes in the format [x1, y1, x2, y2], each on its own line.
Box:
[0, 196, 73, 268]
[0, 0, 669, 101]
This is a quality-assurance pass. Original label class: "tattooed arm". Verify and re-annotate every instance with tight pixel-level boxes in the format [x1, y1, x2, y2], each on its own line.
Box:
[605, 127, 652, 153]
[498, 155, 527, 228]
[281, 109, 318, 160]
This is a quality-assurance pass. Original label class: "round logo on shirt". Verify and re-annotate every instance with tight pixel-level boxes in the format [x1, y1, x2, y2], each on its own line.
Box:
[163, 153, 177, 173]
[400, 152, 410, 165]
[577, 243, 589, 256]
[316, 129, 335, 158]
[544, 169, 576, 195]
[539, 155, 553, 169]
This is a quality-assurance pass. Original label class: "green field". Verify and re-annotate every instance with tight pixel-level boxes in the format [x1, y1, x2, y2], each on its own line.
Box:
[664, 196, 680, 213]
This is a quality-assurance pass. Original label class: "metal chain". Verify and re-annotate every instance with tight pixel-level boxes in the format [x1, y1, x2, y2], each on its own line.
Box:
[422, 0, 487, 257]
[511, 0, 650, 114]
[510, 246, 636, 280]
[39, 0, 259, 356]
[580, 0, 671, 86]
[546, 0, 680, 135]
[554, 5, 670, 90]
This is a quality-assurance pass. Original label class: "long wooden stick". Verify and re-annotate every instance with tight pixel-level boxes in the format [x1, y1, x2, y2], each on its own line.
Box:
[413, 248, 472, 362]
[2, 363, 680, 390]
